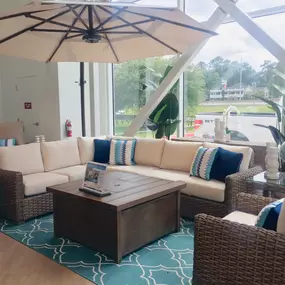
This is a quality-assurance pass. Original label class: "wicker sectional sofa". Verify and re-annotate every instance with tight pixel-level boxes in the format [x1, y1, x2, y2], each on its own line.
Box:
[0, 137, 262, 223]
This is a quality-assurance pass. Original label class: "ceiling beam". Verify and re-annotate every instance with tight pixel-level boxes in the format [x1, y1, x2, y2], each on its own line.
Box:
[214, 0, 285, 66]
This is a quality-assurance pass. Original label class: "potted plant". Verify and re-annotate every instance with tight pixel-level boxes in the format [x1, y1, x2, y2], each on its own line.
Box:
[144, 65, 180, 139]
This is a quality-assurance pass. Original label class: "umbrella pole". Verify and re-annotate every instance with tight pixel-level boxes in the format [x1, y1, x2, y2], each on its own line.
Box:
[79, 62, 86, 137]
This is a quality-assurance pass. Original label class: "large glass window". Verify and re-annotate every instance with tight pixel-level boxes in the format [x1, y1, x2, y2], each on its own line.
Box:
[183, 11, 283, 143]
[113, 56, 180, 138]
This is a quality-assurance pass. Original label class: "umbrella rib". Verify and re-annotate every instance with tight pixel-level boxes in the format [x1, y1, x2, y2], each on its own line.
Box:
[26, 14, 85, 32]
[66, 33, 84, 40]
[98, 6, 179, 54]
[97, 19, 154, 33]
[98, 31, 141, 34]
[67, 4, 89, 30]
[92, 7, 119, 63]
[0, 6, 78, 45]
[122, 10, 217, 36]
[0, 8, 59, 21]
[47, 6, 86, 62]
[32, 28, 83, 33]
[93, 7, 127, 32]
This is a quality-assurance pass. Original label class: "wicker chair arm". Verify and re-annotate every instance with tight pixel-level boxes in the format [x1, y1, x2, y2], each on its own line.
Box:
[193, 214, 285, 285]
[236, 192, 276, 215]
[225, 166, 263, 211]
[0, 169, 24, 206]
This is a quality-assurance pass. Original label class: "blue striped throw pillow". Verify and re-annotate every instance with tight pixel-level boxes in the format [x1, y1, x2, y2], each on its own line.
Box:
[109, 139, 137, 166]
[255, 199, 284, 231]
[190, 147, 218, 181]
[0, 138, 16, 147]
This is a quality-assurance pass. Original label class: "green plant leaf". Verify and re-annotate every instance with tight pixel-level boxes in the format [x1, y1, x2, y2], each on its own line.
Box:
[153, 104, 167, 123]
[164, 119, 180, 140]
[155, 124, 165, 139]
[159, 65, 179, 93]
[254, 95, 282, 123]
[254, 124, 285, 145]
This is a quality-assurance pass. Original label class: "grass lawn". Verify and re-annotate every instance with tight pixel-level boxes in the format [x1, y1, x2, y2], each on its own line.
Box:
[197, 104, 274, 113]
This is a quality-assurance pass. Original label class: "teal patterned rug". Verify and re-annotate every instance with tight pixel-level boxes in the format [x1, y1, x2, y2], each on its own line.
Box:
[0, 215, 193, 285]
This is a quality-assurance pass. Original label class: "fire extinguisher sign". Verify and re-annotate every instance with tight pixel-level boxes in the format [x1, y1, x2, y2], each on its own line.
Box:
[24, 102, 32, 109]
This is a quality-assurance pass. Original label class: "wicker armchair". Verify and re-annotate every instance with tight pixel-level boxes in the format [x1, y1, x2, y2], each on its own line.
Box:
[0, 169, 53, 223]
[193, 193, 285, 285]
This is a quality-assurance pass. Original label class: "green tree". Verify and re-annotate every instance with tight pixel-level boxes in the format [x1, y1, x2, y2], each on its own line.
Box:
[184, 65, 206, 114]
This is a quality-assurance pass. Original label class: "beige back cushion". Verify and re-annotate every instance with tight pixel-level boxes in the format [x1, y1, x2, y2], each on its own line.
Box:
[0, 143, 44, 175]
[160, 140, 203, 172]
[134, 138, 165, 167]
[41, 139, 81, 172]
[203, 142, 253, 171]
[77, 137, 106, 165]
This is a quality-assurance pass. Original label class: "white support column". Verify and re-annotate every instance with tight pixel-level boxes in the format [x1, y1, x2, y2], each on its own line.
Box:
[177, 0, 185, 137]
[124, 2, 238, 136]
[214, 0, 285, 65]
[89, 63, 101, 136]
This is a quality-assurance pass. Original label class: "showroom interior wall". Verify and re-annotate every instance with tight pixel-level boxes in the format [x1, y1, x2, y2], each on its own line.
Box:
[0, 0, 93, 142]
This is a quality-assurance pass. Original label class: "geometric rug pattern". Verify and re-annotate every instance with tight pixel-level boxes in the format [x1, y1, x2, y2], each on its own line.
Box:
[0, 215, 193, 285]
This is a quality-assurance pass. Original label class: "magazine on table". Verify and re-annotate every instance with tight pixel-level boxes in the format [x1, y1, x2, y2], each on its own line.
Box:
[82, 162, 108, 193]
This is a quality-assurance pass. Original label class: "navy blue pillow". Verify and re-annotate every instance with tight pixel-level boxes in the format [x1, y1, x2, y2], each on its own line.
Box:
[255, 199, 283, 231]
[210, 147, 243, 182]
[93, 139, 111, 164]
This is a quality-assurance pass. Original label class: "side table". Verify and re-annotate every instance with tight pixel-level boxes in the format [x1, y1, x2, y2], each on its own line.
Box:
[247, 171, 285, 198]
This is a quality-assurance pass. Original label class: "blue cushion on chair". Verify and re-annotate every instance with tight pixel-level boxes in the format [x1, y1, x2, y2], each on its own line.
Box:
[210, 147, 243, 182]
[93, 139, 111, 164]
[256, 199, 284, 231]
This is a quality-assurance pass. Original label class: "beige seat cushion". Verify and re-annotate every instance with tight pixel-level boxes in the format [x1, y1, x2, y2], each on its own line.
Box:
[23, 173, 68, 197]
[203, 142, 253, 171]
[0, 143, 44, 175]
[109, 165, 224, 202]
[147, 169, 225, 202]
[160, 140, 203, 172]
[223, 211, 257, 226]
[51, 165, 86, 181]
[41, 139, 81, 172]
[108, 165, 159, 176]
[134, 138, 165, 167]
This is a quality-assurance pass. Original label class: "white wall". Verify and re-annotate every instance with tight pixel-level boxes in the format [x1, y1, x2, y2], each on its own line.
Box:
[0, 56, 61, 142]
[58, 62, 91, 139]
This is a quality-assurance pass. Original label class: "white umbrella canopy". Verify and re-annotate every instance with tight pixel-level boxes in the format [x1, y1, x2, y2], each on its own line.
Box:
[0, 0, 217, 63]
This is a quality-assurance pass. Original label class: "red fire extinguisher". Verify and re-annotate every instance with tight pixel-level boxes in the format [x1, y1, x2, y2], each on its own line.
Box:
[65, 119, 72, 137]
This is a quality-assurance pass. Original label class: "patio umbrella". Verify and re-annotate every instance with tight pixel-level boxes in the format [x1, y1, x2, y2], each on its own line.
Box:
[0, 0, 217, 136]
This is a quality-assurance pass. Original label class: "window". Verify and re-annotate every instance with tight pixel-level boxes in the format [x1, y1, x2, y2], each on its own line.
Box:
[183, 19, 280, 143]
[113, 56, 179, 138]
